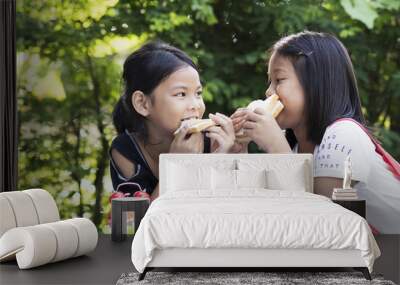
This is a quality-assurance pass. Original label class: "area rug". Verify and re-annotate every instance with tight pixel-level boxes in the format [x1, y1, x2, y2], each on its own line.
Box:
[116, 271, 396, 285]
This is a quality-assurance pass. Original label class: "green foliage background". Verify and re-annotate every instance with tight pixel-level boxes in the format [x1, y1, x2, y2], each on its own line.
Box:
[16, 0, 400, 232]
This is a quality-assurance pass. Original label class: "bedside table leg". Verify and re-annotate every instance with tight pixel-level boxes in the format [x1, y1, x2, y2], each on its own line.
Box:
[112, 202, 123, 242]
[354, 267, 372, 280]
[134, 203, 149, 235]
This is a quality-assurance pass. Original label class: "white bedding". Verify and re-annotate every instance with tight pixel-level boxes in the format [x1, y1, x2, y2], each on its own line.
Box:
[131, 190, 380, 273]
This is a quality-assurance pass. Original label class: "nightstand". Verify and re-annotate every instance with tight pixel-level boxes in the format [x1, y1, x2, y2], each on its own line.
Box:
[111, 197, 150, 242]
[332, 199, 366, 218]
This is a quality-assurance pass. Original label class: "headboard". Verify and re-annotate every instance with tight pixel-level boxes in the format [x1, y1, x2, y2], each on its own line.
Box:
[159, 153, 313, 195]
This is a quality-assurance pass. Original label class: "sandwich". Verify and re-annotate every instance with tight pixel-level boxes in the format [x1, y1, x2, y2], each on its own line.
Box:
[247, 94, 284, 117]
[174, 118, 216, 135]
[236, 94, 284, 137]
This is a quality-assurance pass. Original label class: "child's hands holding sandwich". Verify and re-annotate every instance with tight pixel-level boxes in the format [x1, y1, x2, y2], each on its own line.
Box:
[236, 107, 291, 153]
[171, 112, 235, 153]
[170, 123, 204, 153]
[206, 112, 235, 153]
[231, 94, 291, 153]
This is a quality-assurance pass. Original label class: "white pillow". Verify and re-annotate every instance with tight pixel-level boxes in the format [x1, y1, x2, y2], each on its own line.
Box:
[211, 169, 268, 191]
[266, 164, 306, 191]
[236, 169, 267, 189]
[237, 158, 310, 192]
[212, 168, 237, 190]
[167, 162, 211, 192]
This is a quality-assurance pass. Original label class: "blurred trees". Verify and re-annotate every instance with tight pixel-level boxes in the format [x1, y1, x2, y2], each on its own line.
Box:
[16, 0, 400, 231]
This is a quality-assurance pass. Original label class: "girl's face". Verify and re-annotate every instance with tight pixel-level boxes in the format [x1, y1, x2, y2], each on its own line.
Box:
[266, 52, 305, 131]
[148, 66, 205, 135]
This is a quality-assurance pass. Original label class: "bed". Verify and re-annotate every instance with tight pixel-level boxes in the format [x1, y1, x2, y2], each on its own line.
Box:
[131, 154, 380, 280]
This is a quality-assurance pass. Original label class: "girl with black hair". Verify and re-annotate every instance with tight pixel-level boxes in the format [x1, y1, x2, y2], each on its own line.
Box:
[110, 41, 235, 202]
[231, 31, 400, 234]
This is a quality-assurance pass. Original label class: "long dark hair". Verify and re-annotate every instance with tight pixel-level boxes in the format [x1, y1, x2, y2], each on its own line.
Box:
[112, 41, 198, 138]
[270, 31, 365, 148]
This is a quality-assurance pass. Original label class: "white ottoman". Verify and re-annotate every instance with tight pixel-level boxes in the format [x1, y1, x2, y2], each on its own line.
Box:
[0, 189, 98, 269]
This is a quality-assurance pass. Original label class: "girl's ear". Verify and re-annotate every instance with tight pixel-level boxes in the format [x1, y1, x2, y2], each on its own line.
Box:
[131, 91, 151, 117]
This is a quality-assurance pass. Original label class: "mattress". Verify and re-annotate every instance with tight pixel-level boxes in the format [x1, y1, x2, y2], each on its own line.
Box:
[131, 190, 380, 273]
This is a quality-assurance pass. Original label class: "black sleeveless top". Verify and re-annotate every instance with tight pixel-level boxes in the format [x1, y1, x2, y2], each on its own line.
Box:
[109, 130, 211, 196]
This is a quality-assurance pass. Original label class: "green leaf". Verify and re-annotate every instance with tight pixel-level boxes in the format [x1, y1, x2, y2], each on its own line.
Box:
[371, 0, 400, 10]
[340, 0, 378, 29]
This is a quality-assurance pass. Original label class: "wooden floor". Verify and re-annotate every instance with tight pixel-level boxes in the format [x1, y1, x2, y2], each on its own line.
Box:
[0, 235, 398, 285]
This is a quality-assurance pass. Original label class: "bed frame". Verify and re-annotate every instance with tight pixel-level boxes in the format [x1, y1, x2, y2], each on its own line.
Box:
[139, 248, 371, 280]
[138, 154, 372, 281]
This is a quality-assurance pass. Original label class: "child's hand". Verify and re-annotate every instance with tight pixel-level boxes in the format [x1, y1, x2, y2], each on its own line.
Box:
[231, 107, 248, 133]
[169, 124, 204, 153]
[230, 108, 251, 153]
[206, 112, 235, 153]
[229, 140, 248, 153]
[240, 107, 291, 153]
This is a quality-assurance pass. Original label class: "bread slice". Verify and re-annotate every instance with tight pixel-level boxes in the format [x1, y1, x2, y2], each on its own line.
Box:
[187, 119, 216, 133]
[174, 119, 216, 135]
[247, 94, 283, 114]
